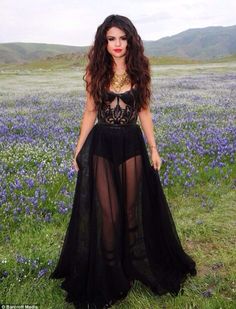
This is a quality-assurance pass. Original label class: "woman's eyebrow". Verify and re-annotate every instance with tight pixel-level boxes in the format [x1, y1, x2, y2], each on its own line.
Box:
[106, 35, 127, 38]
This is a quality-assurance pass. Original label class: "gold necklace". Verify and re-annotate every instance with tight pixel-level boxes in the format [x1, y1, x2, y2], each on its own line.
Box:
[110, 71, 131, 93]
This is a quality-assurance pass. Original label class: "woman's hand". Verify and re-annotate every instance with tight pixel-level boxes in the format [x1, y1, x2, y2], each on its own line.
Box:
[72, 152, 80, 172]
[150, 149, 162, 171]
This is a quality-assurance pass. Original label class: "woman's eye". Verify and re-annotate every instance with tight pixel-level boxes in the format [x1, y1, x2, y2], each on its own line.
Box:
[107, 37, 127, 41]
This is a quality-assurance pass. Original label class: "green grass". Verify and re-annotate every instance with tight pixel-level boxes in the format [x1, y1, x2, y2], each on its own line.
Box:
[1, 53, 236, 72]
[149, 56, 202, 65]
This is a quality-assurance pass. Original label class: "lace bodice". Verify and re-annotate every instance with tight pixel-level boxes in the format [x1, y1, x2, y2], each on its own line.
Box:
[97, 88, 138, 124]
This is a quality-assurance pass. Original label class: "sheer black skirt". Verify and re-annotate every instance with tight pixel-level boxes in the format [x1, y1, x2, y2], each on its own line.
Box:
[49, 122, 197, 309]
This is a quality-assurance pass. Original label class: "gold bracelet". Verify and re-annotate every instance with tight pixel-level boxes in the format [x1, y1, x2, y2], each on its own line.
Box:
[149, 144, 158, 152]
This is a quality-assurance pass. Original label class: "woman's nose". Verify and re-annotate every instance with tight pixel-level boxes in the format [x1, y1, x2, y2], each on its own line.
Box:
[115, 39, 121, 46]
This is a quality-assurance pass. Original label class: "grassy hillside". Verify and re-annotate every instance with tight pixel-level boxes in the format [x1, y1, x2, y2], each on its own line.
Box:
[1, 25, 236, 65]
[0, 53, 87, 70]
[149, 56, 202, 65]
[208, 54, 236, 63]
[2, 54, 235, 71]
[0, 42, 88, 64]
[144, 25, 236, 60]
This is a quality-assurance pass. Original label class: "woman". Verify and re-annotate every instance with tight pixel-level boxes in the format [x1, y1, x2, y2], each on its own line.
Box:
[50, 14, 197, 309]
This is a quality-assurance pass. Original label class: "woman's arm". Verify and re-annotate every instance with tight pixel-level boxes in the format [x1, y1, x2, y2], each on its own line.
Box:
[138, 106, 159, 152]
[138, 106, 162, 171]
[73, 76, 98, 157]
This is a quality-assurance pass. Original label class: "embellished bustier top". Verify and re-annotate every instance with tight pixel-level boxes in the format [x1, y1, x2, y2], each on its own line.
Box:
[97, 88, 138, 125]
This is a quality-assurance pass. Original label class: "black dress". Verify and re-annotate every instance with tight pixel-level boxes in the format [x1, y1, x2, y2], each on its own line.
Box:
[49, 87, 197, 309]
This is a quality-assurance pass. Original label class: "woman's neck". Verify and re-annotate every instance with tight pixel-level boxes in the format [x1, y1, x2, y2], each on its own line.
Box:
[112, 57, 126, 74]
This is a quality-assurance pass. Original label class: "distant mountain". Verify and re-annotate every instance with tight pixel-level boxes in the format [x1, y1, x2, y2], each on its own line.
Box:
[0, 25, 235, 64]
[0, 42, 88, 64]
[144, 25, 236, 60]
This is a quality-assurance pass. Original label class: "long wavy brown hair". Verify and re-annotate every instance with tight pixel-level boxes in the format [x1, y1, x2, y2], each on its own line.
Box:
[83, 14, 151, 111]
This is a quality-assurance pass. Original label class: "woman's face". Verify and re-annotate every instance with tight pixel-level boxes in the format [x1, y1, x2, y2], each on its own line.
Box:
[106, 26, 128, 59]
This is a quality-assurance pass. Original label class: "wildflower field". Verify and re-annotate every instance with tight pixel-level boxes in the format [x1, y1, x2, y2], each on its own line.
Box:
[0, 61, 235, 308]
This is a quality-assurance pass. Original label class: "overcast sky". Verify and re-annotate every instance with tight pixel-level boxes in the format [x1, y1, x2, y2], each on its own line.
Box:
[1, 0, 235, 46]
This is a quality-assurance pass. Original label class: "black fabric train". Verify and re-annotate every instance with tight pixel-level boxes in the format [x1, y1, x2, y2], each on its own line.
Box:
[49, 87, 197, 309]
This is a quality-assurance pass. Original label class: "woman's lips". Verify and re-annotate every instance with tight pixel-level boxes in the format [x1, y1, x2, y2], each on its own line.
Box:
[113, 49, 122, 52]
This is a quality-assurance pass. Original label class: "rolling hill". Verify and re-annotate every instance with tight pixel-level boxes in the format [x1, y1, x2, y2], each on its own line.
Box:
[0, 24, 235, 64]
[0, 42, 87, 64]
[144, 25, 236, 60]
